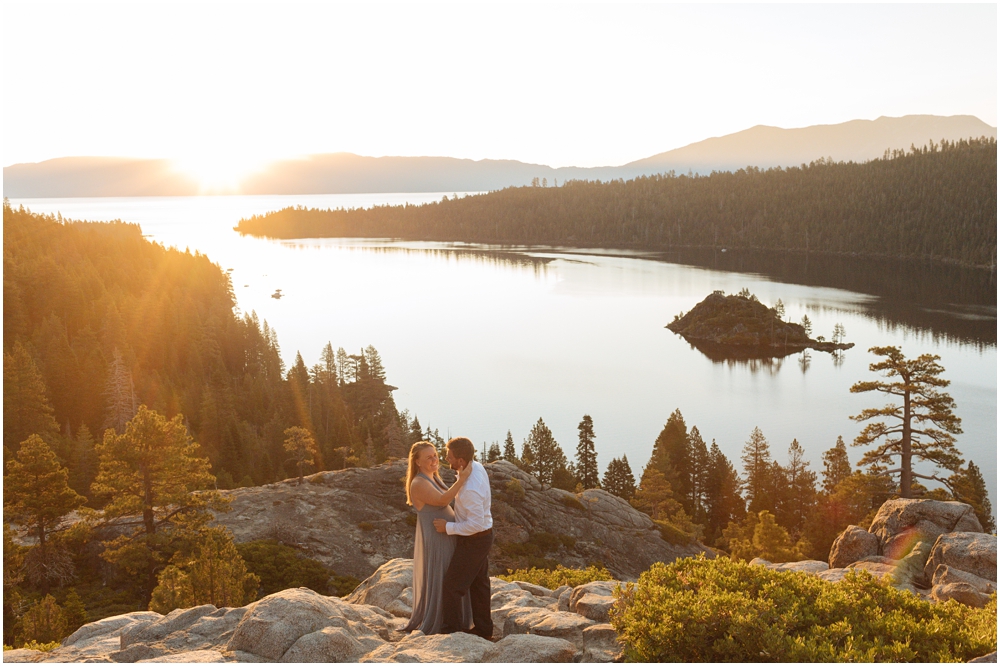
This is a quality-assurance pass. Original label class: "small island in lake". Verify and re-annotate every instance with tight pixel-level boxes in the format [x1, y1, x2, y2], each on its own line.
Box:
[667, 290, 854, 358]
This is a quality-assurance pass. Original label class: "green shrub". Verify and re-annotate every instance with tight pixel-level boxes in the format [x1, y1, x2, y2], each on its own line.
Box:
[559, 534, 577, 549]
[405, 514, 418, 527]
[654, 520, 692, 545]
[8, 640, 61, 652]
[559, 494, 585, 510]
[499, 564, 614, 589]
[504, 479, 525, 503]
[611, 556, 998, 662]
[237, 539, 346, 597]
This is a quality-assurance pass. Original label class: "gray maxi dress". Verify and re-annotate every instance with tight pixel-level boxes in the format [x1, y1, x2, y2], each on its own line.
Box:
[404, 473, 473, 634]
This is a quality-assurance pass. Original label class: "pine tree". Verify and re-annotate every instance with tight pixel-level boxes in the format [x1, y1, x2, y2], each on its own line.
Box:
[91, 406, 227, 602]
[850, 346, 964, 497]
[632, 466, 683, 521]
[949, 461, 994, 533]
[4, 435, 85, 594]
[522, 418, 567, 486]
[487, 442, 502, 462]
[648, 410, 691, 511]
[575, 415, 600, 489]
[687, 426, 710, 522]
[283, 426, 318, 484]
[102, 347, 137, 434]
[703, 441, 744, 543]
[821, 436, 852, 494]
[3, 342, 60, 459]
[602, 455, 636, 500]
[778, 439, 818, 535]
[740, 427, 774, 514]
[150, 527, 259, 613]
[19, 594, 67, 644]
[502, 430, 517, 462]
[67, 424, 98, 499]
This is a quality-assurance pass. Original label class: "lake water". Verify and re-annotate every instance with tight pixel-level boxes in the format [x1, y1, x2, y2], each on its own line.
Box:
[10, 195, 997, 508]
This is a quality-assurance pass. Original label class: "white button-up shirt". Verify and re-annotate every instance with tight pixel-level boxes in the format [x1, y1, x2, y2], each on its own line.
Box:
[445, 460, 493, 536]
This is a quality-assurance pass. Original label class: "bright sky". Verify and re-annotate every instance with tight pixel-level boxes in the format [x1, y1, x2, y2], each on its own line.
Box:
[3, 2, 996, 181]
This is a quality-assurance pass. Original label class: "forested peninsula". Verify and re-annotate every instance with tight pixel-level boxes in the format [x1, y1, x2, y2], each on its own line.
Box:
[236, 137, 997, 269]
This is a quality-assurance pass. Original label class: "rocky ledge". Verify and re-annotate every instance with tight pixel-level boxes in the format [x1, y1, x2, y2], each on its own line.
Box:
[753, 499, 996, 608]
[208, 459, 709, 581]
[667, 291, 853, 357]
[4, 559, 626, 663]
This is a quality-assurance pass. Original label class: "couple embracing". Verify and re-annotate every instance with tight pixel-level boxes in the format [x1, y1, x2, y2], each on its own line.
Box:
[403, 437, 494, 639]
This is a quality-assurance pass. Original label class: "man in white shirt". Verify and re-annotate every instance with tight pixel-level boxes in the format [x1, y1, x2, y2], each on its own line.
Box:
[433, 437, 494, 639]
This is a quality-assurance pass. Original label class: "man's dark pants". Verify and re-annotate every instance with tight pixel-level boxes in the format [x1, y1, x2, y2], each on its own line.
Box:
[441, 528, 493, 639]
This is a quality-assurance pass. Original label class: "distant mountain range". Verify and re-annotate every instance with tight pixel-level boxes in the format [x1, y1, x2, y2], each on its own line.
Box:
[4, 115, 995, 198]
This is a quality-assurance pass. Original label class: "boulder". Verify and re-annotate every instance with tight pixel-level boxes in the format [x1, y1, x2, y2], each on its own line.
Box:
[515, 581, 553, 597]
[847, 561, 896, 578]
[121, 605, 219, 648]
[924, 532, 997, 583]
[816, 568, 849, 583]
[868, 499, 982, 558]
[136, 649, 231, 663]
[344, 558, 413, 612]
[110, 643, 160, 662]
[1, 649, 45, 663]
[581, 623, 621, 663]
[890, 541, 932, 589]
[526, 611, 595, 647]
[481, 634, 578, 663]
[829, 526, 879, 568]
[359, 631, 493, 663]
[568, 580, 619, 624]
[557, 587, 572, 613]
[969, 652, 997, 663]
[772, 560, 830, 574]
[503, 607, 554, 636]
[226, 588, 393, 661]
[64, 611, 163, 648]
[279, 624, 386, 663]
[931, 565, 997, 595]
[932, 582, 991, 608]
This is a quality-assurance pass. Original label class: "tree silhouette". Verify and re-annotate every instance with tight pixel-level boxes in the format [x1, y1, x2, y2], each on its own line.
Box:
[502, 430, 517, 462]
[821, 436, 852, 494]
[850, 346, 963, 498]
[575, 415, 600, 489]
[3, 343, 60, 460]
[522, 418, 567, 486]
[740, 427, 773, 514]
[602, 455, 636, 500]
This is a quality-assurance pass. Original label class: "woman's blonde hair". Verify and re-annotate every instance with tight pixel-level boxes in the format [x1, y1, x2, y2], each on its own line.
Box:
[406, 441, 443, 506]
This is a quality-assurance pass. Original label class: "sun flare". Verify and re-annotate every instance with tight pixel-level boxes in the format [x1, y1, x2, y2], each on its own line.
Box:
[171, 153, 273, 193]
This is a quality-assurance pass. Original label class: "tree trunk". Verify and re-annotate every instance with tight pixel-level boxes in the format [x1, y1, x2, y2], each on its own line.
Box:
[901, 388, 913, 498]
[38, 521, 49, 595]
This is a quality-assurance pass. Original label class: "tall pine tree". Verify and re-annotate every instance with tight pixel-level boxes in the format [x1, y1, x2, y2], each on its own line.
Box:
[575, 415, 599, 489]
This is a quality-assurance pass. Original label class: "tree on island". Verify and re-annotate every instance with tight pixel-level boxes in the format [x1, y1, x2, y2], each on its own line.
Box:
[575, 415, 600, 489]
[850, 346, 963, 498]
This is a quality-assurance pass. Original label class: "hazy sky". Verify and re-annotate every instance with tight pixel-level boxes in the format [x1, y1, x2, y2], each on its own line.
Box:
[3, 2, 996, 178]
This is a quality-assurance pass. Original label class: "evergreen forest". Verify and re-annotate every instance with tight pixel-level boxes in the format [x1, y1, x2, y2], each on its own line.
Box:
[236, 138, 997, 269]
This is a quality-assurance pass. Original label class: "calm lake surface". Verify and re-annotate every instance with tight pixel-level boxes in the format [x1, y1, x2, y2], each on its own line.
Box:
[11, 195, 997, 507]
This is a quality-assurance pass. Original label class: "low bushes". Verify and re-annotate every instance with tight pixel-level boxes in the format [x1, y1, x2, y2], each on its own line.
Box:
[499, 564, 613, 589]
[610, 555, 997, 662]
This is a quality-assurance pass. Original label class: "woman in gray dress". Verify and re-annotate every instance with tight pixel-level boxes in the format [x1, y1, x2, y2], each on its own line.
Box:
[403, 441, 474, 634]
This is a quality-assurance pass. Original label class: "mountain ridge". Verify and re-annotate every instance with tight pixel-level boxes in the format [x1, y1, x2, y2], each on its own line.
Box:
[4, 115, 995, 198]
